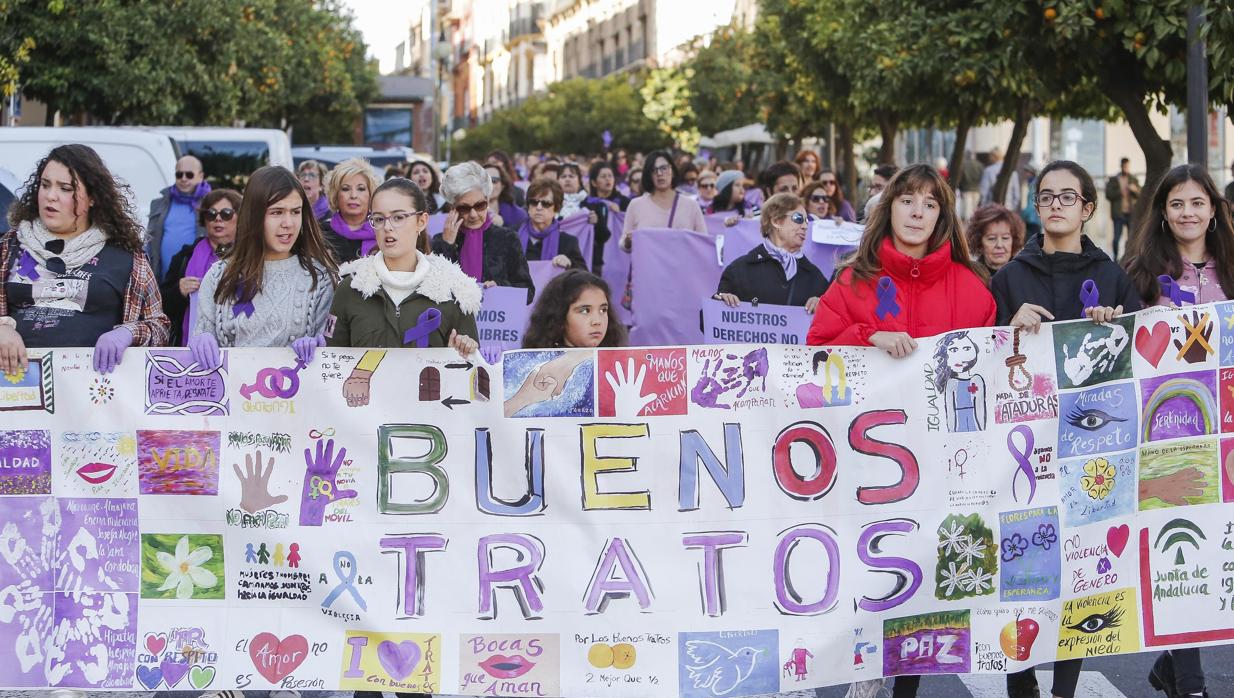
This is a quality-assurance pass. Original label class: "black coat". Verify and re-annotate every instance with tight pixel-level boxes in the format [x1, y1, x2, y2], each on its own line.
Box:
[717, 244, 830, 307]
[584, 193, 630, 274]
[524, 229, 588, 271]
[432, 224, 534, 303]
[990, 233, 1142, 325]
[159, 242, 197, 345]
[319, 213, 366, 263]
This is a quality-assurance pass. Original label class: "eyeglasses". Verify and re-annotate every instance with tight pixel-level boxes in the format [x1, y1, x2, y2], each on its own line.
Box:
[452, 199, 489, 216]
[787, 212, 807, 225]
[1035, 191, 1085, 207]
[368, 211, 423, 229]
[297, 172, 319, 181]
[809, 194, 829, 204]
[653, 164, 672, 174]
[204, 208, 236, 222]
[820, 179, 837, 187]
[527, 198, 556, 210]
[490, 176, 501, 184]
[175, 171, 199, 180]
[699, 182, 717, 190]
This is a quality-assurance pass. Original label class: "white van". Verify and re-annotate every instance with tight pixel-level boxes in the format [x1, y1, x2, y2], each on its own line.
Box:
[144, 127, 293, 189]
[0, 127, 177, 224]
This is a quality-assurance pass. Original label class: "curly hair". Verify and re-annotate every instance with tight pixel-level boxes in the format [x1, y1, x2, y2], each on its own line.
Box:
[522, 270, 627, 348]
[966, 203, 1026, 268]
[9, 144, 144, 253]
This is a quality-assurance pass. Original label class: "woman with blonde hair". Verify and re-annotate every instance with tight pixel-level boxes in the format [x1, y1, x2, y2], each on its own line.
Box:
[321, 157, 379, 262]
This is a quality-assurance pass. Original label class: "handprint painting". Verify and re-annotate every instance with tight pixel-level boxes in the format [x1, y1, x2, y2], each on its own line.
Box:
[503, 350, 595, 418]
[1051, 316, 1134, 390]
[598, 348, 687, 417]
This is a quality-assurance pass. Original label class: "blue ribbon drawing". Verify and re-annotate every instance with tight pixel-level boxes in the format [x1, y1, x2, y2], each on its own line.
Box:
[403, 307, 442, 347]
[321, 550, 367, 611]
[1007, 425, 1037, 505]
[1079, 278, 1099, 311]
[875, 276, 900, 320]
[1157, 274, 1196, 306]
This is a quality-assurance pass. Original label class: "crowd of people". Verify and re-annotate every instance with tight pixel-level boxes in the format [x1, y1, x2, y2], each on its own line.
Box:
[3, 140, 1232, 698]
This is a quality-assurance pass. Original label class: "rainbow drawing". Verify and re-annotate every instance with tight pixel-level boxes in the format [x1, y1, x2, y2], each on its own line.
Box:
[1141, 377, 1217, 442]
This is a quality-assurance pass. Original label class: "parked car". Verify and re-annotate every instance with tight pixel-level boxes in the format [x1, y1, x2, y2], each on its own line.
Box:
[293, 145, 431, 178]
[144, 127, 293, 189]
[0, 127, 177, 224]
[0, 165, 18, 225]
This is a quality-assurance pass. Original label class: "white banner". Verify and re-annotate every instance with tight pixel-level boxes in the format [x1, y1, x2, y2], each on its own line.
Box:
[2, 302, 1234, 695]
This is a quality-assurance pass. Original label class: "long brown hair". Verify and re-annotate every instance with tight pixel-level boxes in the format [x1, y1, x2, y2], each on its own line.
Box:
[1123, 164, 1234, 304]
[840, 163, 986, 282]
[215, 166, 338, 304]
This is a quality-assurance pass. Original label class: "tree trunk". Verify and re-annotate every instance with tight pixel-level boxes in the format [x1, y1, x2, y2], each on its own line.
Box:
[837, 120, 857, 197]
[948, 107, 978, 189]
[877, 112, 898, 166]
[992, 100, 1032, 208]
[1103, 81, 1172, 227]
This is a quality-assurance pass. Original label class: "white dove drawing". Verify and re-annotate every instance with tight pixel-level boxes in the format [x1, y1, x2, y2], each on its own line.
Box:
[683, 640, 764, 696]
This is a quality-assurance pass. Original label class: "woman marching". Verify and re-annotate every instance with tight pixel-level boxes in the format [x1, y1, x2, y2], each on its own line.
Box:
[715, 192, 828, 312]
[0, 144, 170, 376]
[161, 188, 241, 345]
[188, 166, 337, 371]
[320, 157, 378, 263]
[518, 177, 588, 270]
[991, 160, 1141, 698]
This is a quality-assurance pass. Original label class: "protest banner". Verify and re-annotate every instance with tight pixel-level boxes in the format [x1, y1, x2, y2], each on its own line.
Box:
[558, 210, 595, 269]
[629, 228, 720, 346]
[700, 298, 812, 345]
[475, 285, 531, 358]
[527, 260, 566, 307]
[2, 302, 1233, 695]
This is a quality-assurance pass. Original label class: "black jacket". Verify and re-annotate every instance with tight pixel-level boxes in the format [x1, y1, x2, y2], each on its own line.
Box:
[717, 244, 830, 307]
[584, 194, 630, 274]
[524, 230, 588, 271]
[990, 233, 1142, 325]
[319, 213, 366, 264]
[432, 224, 534, 302]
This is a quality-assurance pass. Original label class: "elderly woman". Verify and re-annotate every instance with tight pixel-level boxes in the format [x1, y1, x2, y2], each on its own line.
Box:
[321, 157, 379, 262]
[298, 160, 330, 219]
[431, 161, 533, 299]
[967, 203, 1026, 274]
[519, 177, 587, 270]
[713, 193, 828, 312]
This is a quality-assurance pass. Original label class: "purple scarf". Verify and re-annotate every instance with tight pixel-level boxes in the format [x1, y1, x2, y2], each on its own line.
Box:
[169, 181, 212, 207]
[459, 214, 494, 281]
[312, 194, 330, 219]
[518, 219, 561, 261]
[329, 212, 377, 256]
[182, 238, 219, 343]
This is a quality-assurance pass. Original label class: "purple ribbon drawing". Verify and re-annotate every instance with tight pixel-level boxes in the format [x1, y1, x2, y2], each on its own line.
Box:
[1157, 274, 1195, 306]
[15, 250, 39, 280]
[403, 307, 442, 347]
[875, 276, 900, 320]
[1079, 278, 1099, 311]
[1008, 424, 1037, 505]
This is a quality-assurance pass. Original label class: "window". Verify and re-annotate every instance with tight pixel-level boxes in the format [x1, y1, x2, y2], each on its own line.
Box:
[418, 367, 441, 401]
[473, 367, 490, 402]
[180, 141, 270, 190]
[364, 108, 414, 147]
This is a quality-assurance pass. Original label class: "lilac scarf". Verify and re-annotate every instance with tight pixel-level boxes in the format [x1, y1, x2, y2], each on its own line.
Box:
[330, 212, 377, 256]
[312, 194, 330, 219]
[182, 238, 218, 343]
[459, 214, 494, 281]
[518, 219, 561, 261]
[169, 181, 212, 207]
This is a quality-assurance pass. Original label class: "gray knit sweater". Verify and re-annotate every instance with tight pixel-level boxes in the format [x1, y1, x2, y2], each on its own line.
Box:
[193, 256, 335, 347]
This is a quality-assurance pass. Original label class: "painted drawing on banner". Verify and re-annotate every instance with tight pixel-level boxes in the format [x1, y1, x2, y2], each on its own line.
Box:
[1139, 370, 1218, 443]
[339, 631, 440, 692]
[882, 611, 971, 677]
[1056, 587, 1139, 660]
[1052, 316, 1133, 389]
[992, 328, 1058, 424]
[145, 349, 229, 416]
[784, 347, 860, 409]
[689, 347, 773, 411]
[931, 331, 989, 432]
[0, 429, 51, 494]
[140, 534, 224, 600]
[458, 633, 560, 697]
[598, 348, 687, 417]
[0, 353, 54, 412]
[1138, 438, 1219, 509]
[678, 630, 778, 697]
[56, 431, 138, 498]
[503, 350, 594, 418]
[1058, 452, 1136, 526]
[137, 430, 220, 496]
[936, 513, 998, 600]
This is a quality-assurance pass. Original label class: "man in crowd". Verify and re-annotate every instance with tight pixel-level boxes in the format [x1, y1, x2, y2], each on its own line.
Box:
[1104, 156, 1139, 260]
[978, 146, 1021, 210]
[147, 155, 209, 280]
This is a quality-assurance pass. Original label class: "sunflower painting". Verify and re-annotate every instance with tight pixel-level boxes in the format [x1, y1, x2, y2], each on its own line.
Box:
[140, 534, 225, 600]
[1081, 458, 1117, 500]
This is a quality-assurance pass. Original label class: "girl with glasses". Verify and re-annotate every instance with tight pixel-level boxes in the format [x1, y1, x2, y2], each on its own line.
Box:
[0, 144, 170, 377]
[187, 166, 338, 372]
[519, 177, 587, 270]
[432, 161, 534, 301]
[808, 164, 994, 356]
[327, 178, 480, 357]
[160, 188, 241, 345]
[714, 193, 828, 311]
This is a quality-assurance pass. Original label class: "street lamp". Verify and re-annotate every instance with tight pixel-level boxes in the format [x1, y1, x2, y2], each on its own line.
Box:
[434, 29, 452, 165]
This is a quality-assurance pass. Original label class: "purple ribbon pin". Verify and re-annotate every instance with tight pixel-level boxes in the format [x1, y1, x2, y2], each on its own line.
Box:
[875, 276, 900, 320]
[403, 307, 442, 347]
[15, 250, 39, 280]
[1079, 278, 1099, 311]
[1007, 424, 1037, 505]
[1157, 274, 1195, 306]
[232, 298, 255, 318]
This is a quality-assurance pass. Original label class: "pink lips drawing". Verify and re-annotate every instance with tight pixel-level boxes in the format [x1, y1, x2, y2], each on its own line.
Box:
[76, 462, 117, 485]
[478, 654, 535, 679]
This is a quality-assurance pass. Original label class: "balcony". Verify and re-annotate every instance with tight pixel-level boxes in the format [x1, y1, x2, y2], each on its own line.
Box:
[509, 4, 543, 39]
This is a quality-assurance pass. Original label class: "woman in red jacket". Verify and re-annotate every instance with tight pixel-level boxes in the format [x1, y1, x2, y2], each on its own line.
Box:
[807, 163, 995, 353]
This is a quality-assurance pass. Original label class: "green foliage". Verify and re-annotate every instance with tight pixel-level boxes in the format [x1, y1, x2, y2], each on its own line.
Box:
[458, 74, 669, 158]
[0, 0, 377, 138]
[688, 26, 762, 135]
[641, 65, 700, 152]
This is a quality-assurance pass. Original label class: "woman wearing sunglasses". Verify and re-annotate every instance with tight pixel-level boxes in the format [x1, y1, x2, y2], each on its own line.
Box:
[160, 188, 241, 345]
[432, 161, 533, 300]
[519, 177, 587, 270]
[714, 193, 828, 312]
[818, 168, 856, 222]
[800, 180, 835, 221]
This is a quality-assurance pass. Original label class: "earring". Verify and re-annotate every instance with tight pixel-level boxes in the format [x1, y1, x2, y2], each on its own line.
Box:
[1161, 220, 1166, 234]
[1209, 218, 1217, 233]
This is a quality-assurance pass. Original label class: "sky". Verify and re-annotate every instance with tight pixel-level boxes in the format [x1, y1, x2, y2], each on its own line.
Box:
[342, 0, 422, 74]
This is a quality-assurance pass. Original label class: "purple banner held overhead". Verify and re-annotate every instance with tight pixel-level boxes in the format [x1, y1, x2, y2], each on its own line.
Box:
[700, 298, 813, 345]
[558, 210, 594, 270]
[527, 260, 565, 307]
[629, 228, 722, 346]
[476, 286, 532, 360]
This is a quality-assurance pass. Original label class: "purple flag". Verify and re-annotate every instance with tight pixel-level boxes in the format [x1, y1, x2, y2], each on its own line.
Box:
[476, 285, 531, 359]
[700, 298, 812, 345]
[558, 210, 595, 269]
[629, 228, 721, 346]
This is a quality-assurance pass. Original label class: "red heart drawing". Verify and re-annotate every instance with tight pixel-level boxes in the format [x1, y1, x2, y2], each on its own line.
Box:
[145, 632, 167, 657]
[248, 632, 309, 684]
[1106, 524, 1130, 558]
[1135, 322, 1170, 367]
